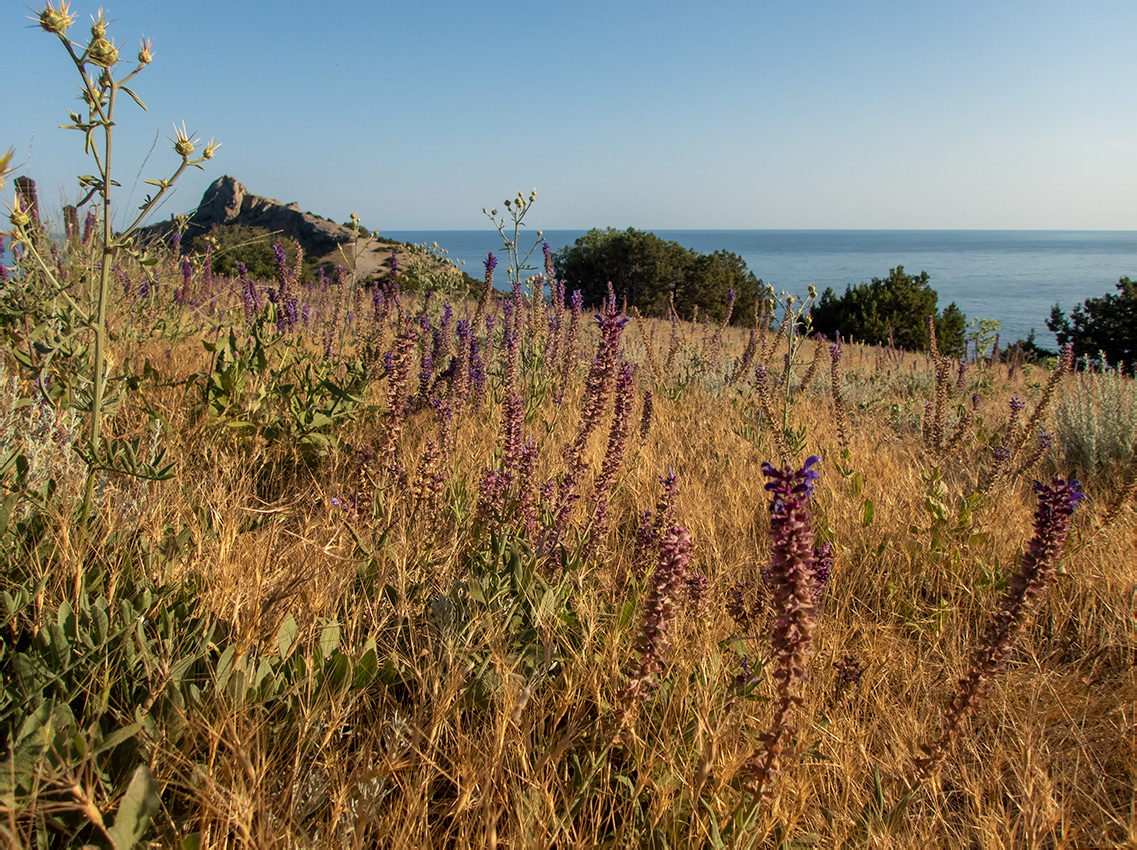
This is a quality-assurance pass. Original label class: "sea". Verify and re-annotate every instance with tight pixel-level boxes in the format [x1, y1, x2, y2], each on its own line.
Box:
[384, 230, 1137, 351]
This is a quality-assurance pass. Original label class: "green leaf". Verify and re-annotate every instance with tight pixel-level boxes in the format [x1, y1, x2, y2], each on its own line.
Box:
[618, 598, 636, 630]
[106, 765, 160, 849]
[324, 653, 350, 690]
[353, 648, 379, 689]
[318, 622, 341, 660]
[214, 645, 237, 693]
[119, 85, 147, 111]
[862, 499, 875, 527]
[277, 614, 298, 659]
[93, 721, 144, 756]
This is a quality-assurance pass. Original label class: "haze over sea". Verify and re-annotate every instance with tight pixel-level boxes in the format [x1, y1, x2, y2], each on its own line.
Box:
[386, 229, 1137, 352]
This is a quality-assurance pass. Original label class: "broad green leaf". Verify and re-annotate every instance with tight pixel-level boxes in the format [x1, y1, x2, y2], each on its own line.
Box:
[106, 765, 160, 849]
[277, 614, 298, 658]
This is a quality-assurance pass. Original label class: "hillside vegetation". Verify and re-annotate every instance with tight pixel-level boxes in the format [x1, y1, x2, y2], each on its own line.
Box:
[1, 6, 1134, 847]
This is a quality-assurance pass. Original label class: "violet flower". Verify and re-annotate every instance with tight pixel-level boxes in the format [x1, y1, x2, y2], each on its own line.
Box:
[586, 362, 637, 555]
[566, 296, 628, 471]
[622, 525, 693, 706]
[739, 455, 822, 801]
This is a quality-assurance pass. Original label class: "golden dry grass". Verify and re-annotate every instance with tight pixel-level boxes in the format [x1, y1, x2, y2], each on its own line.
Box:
[4, 293, 1135, 848]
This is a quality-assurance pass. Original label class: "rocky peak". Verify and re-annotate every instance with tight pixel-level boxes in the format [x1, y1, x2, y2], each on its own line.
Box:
[139, 175, 356, 259]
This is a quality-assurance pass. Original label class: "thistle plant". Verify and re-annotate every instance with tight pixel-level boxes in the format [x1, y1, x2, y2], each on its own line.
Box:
[484, 189, 545, 299]
[11, 3, 218, 523]
[753, 287, 818, 463]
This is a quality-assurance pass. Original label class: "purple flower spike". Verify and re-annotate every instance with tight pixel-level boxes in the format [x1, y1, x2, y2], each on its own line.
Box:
[740, 455, 822, 800]
[916, 475, 1083, 780]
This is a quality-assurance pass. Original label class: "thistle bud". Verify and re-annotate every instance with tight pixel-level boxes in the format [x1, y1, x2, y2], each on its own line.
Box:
[87, 35, 119, 68]
[37, 1, 76, 34]
[172, 122, 195, 158]
[137, 37, 153, 65]
[9, 196, 31, 229]
[202, 138, 221, 160]
[90, 9, 108, 38]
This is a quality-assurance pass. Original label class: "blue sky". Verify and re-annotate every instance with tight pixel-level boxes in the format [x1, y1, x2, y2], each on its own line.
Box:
[4, 1, 1135, 230]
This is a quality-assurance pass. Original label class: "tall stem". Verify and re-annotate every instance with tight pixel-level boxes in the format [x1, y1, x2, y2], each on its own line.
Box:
[81, 80, 116, 522]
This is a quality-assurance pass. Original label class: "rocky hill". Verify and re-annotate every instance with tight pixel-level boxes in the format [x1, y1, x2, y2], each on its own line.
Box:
[136, 175, 405, 281]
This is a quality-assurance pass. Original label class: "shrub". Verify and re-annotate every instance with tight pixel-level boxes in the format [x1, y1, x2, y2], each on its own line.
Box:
[1047, 276, 1137, 371]
[203, 223, 305, 280]
[810, 265, 966, 354]
[1052, 360, 1136, 473]
[554, 227, 768, 320]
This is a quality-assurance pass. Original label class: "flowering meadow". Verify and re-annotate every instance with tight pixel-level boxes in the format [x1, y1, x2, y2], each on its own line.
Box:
[2, 6, 1135, 848]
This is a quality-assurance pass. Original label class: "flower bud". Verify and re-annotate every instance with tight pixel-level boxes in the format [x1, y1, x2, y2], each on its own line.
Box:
[87, 35, 119, 68]
[202, 138, 221, 160]
[37, 1, 76, 34]
[9, 197, 31, 229]
[137, 37, 153, 65]
[90, 9, 108, 38]
[172, 122, 196, 158]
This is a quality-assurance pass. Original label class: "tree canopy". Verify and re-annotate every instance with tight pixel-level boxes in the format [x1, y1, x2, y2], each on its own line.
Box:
[1047, 276, 1137, 369]
[810, 266, 966, 354]
[553, 227, 768, 322]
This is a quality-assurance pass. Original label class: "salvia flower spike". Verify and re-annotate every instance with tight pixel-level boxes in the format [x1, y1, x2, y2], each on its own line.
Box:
[740, 455, 822, 801]
[915, 475, 1083, 781]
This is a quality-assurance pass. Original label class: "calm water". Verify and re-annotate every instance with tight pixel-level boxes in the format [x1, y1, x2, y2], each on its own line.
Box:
[385, 230, 1137, 350]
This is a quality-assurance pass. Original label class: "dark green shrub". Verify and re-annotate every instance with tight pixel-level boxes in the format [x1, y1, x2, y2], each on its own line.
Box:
[810, 266, 966, 354]
[203, 224, 305, 281]
[1048, 276, 1137, 371]
[553, 227, 768, 322]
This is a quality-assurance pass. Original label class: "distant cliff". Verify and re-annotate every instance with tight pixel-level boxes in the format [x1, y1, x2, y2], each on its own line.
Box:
[133, 174, 426, 281]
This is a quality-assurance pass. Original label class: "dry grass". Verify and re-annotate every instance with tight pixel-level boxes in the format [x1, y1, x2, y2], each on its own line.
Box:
[2, 277, 1135, 849]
